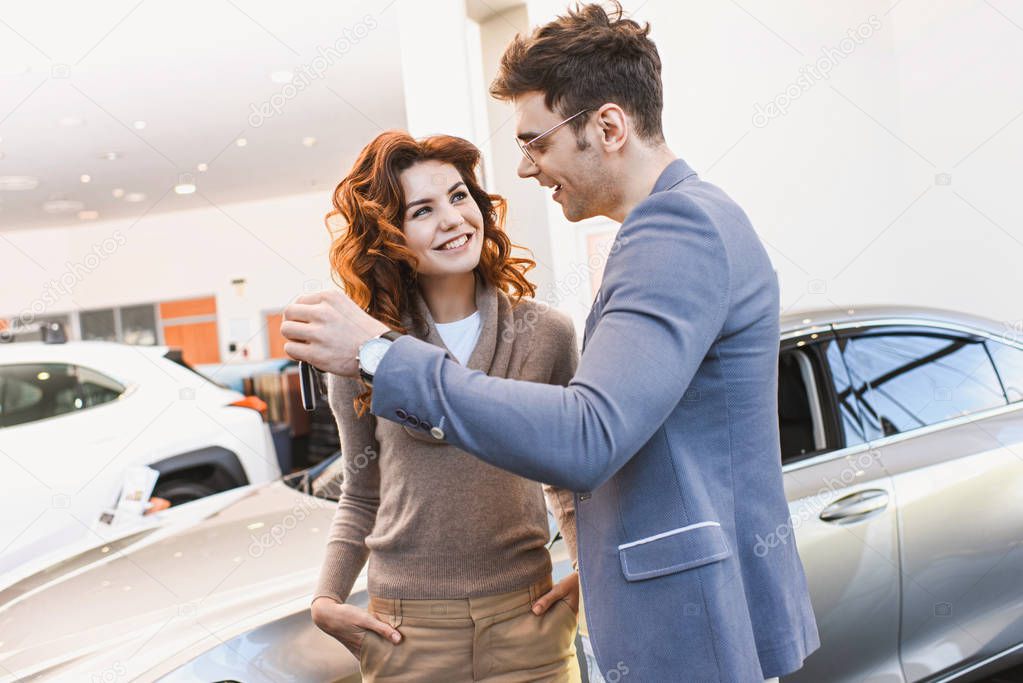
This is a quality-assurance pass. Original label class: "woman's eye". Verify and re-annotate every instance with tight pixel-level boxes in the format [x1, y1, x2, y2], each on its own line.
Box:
[451, 191, 468, 202]
[412, 206, 430, 218]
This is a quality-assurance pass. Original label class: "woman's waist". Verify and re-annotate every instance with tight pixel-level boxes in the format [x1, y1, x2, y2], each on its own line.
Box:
[365, 545, 552, 600]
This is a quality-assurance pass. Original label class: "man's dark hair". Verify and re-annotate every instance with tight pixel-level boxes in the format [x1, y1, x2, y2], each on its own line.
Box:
[490, 1, 664, 142]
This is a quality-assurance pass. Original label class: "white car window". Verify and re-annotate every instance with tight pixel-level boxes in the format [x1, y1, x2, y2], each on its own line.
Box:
[0, 363, 124, 428]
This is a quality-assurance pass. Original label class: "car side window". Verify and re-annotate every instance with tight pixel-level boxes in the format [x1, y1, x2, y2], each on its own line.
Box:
[825, 338, 868, 449]
[0, 363, 124, 428]
[778, 337, 865, 464]
[842, 328, 1006, 438]
[779, 348, 822, 460]
[76, 366, 124, 408]
[986, 339, 1023, 403]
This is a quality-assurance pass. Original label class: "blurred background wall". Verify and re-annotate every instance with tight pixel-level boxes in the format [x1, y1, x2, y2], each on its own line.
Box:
[2, 0, 1020, 363]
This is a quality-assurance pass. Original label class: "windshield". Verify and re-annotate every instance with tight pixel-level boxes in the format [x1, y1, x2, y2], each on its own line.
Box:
[282, 450, 343, 502]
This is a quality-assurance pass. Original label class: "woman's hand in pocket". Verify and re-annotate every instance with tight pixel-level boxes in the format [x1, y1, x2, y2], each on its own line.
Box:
[531, 572, 579, 616]
[311, 597, 402, 656]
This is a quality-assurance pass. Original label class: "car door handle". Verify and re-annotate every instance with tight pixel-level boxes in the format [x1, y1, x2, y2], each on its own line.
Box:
[819, 489, 889, 523]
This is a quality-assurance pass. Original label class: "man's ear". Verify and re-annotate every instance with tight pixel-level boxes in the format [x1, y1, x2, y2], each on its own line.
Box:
[596, 103, 628, 152]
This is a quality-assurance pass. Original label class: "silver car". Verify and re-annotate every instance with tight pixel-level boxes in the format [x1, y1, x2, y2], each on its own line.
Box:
[778, 306, 1023, 683]
[2, 306, 1022, 682]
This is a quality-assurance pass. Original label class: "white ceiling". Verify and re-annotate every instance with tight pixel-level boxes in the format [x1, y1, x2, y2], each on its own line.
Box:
[0, 0, 408, 230]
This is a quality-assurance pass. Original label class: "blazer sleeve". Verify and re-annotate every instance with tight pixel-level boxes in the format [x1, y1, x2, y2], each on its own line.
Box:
[371, 191, 731, 492]
[312, 374, 382, 604]
[540, 310, 580, 564]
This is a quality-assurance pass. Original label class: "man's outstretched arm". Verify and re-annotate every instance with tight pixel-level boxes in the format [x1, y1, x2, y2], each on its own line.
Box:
[369, 193, 730, 491]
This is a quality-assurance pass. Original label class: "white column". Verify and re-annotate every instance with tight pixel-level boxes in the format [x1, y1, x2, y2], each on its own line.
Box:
[477, 4, 562, 308]
[395, 0, 478, 141]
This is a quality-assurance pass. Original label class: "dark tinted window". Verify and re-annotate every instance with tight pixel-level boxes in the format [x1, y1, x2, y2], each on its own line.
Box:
[779, 348, 820, 459]
[843, 330, 1006, 437]
[987, 339, 1023, 403]
[0, 363, 124, 428]
[80, 308, 117, 341]
[778, 339, 865, 463]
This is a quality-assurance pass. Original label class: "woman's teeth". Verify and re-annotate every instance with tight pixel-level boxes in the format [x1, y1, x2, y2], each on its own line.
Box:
[440, 233, 469, 250]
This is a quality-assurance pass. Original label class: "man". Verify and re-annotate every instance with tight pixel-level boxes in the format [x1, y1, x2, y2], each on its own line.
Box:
[282, 3, 819, 680]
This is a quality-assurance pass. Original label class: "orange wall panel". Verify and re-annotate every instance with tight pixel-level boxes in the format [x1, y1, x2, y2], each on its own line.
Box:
[265, 312, 288, 359]
[163, 321, 221, 364]
[159, 296, 217, 320]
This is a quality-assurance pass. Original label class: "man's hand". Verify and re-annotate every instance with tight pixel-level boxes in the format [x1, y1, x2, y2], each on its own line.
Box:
[280, 290, 388, 377]
[532, 571, 579, 616]
[311, 597, 402, 657]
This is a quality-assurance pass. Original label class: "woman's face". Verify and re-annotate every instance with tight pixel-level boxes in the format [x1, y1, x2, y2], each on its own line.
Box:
[399, 160, 484, 279]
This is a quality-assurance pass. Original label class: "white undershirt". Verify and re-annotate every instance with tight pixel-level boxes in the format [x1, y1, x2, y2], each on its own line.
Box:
[434, 310, 482, 366]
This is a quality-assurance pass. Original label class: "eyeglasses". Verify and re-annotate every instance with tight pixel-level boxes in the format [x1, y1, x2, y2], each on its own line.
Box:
[515, 108, 593, 166]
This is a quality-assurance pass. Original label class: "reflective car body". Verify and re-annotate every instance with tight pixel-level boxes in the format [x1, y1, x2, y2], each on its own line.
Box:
[778, 306, 1023, 683]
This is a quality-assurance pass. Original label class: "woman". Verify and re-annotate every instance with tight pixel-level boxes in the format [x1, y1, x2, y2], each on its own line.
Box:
[310, 130, 582, 682]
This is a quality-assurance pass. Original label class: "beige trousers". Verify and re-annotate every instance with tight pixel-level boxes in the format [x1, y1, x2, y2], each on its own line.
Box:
[362, 576, 581, 682]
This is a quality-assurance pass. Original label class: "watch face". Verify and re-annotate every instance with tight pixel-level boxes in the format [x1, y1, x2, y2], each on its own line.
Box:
[359, 338, 392, 374]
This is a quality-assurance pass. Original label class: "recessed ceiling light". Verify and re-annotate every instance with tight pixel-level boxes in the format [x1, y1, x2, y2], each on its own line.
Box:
[124, 192, 146, 202]
[174, 183, 196, 195]
[42, 199, 84, 214]
[112, 188, 125, 198]
[270, 69, 294, 83]
[78, 210, 99, 220]
[197, 162, 208, 172]
[58, 116, 84, 127]
[101, 151, 120, 161]
[235, 138, 247, 147]
[301, 136, 316, 147]
[80, 174, 91, 183]
[0, 176, 39, 191]
[133, 120, 146, 130]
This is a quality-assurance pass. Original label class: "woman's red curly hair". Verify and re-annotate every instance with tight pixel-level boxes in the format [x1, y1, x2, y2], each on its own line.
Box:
[327, 131, 537, 413]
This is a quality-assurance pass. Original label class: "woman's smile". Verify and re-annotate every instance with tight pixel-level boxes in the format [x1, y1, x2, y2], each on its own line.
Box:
[434, 229, 476, 253]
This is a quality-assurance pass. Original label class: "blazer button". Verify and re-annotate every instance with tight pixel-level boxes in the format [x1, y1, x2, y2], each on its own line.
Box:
[407, 415, 421, 428]
[395, 409, 408, 420]
[430, 426, 445, 440]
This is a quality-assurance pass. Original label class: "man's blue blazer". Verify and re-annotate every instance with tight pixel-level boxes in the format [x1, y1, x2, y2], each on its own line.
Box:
[371, 158, 820, 681]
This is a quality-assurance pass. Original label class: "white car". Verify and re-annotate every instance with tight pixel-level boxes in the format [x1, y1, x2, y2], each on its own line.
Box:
[0, 338, 281, 585]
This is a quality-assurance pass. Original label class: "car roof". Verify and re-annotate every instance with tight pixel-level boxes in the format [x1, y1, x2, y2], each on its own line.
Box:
[0, 340, 170, 360]
[780, 305, 1012, 339]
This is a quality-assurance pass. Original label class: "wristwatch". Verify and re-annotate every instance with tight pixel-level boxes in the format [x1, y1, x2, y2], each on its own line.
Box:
[358, 330, 403, 384]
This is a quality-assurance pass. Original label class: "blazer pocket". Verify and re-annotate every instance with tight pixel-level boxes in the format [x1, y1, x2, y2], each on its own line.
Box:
[618, 521, 731, 582]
